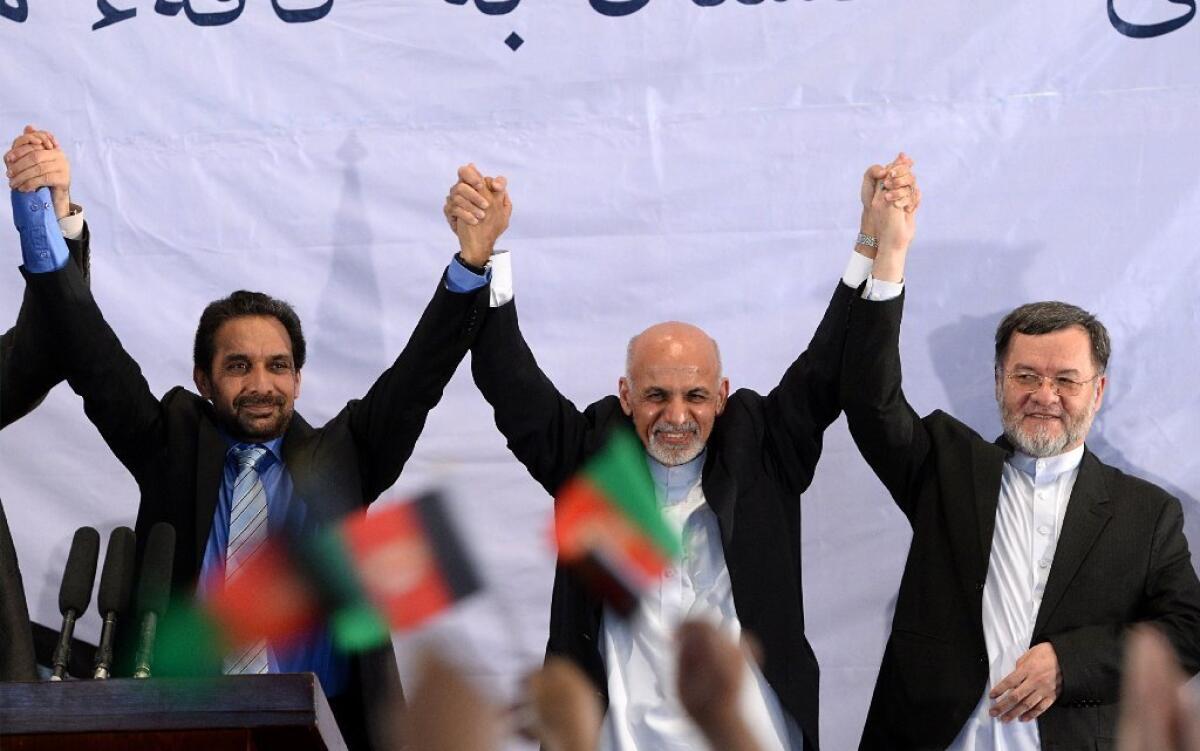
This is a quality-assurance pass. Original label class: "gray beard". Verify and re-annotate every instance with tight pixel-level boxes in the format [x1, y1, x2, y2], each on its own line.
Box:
[1000, 404, 1095, 458]
[646, 438, 706, 467]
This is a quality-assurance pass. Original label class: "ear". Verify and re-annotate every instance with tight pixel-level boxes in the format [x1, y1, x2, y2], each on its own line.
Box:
[194, 367, 212, 399]
[1092, 374, 1106, 412]
[716, 377, 730, 415]
[294, 369, 302, 400]
[618, 376, 633, 416]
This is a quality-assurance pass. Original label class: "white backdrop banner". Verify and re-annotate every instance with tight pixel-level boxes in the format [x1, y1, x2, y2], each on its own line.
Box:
[2, 2, 1198, 748]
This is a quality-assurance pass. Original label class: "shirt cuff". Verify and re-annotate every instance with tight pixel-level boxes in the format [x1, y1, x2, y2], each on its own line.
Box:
[863, 275, 904, 301]
[13, 188, 70, 273]
[59, 205, 84, 241]
[445, 254, 491, 293]
[842, 250, 874, 289]
[488, 250, 513, 308]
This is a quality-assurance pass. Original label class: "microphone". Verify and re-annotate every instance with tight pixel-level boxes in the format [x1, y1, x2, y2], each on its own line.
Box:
[50, 527, 101, 681]
[92, 526, 135, 680]
[132, 523, 175, 679]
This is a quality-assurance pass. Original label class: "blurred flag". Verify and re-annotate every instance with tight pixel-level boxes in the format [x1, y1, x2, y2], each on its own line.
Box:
[554, 428, 680, 616]
[156, 491, 482, 674]
[326, 492, 483, 647]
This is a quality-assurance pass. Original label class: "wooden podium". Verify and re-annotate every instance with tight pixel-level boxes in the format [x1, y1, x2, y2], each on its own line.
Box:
[0, 673, 347, 750]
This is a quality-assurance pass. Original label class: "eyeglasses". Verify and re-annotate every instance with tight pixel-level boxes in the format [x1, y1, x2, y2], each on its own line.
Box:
[1004, 372, 1099, 397]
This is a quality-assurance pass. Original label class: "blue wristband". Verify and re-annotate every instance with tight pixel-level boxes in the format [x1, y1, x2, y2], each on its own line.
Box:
[12, 187, 69, 273]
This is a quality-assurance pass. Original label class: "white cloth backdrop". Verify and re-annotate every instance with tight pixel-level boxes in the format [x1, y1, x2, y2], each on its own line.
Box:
[2, 1, 1198, 748]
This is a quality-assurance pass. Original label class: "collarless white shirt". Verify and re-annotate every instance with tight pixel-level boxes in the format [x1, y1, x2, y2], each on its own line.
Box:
[599, 451, 804, 751]
[949, 445, 1086, 751]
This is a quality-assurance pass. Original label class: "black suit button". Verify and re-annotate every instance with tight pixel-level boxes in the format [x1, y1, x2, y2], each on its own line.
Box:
[975, 582, 985, 592]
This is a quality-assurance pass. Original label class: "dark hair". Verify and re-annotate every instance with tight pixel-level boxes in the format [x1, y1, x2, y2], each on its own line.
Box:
[193, 291, 306, 374]
[994, 301, 1110, 374]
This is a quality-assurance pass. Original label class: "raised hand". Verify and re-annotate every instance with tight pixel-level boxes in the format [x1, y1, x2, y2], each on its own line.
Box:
[866, 152, 919, 282]
[519, 657, 602, 751]
[676, 620, 766, 751]
[399, 651, 501, 751]
[443, 163, 511, 268]
[4, 125, 72, 220]
[1116, 626, 1200, 751]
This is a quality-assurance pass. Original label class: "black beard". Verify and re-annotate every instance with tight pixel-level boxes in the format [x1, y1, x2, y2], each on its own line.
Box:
[214, 395, 292, 442]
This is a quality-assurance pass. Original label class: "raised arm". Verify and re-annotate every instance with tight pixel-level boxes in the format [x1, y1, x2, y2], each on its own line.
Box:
[345, 167, 502, 500]
[1, 126, 91, 429]
[838, 156, 932, 519]
[445, 165, 597, 496]
[10, 127, 164, 477]
[761, 156, 920, 494]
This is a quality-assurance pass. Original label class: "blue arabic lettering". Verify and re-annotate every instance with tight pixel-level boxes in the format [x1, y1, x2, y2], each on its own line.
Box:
[1109, 0, 1195, 37]
[1, 0, 27, 23]
[590, 0, 651, 16]
[272, 0, 334, 23]
[155, 0, 246, 26]
[93, 0, 136, 30]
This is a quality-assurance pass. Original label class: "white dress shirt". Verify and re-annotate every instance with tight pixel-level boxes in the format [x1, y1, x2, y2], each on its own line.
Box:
[948, 446, 1085, 751]
[485, 248, 890, 750]
[599, 451, 804, 751]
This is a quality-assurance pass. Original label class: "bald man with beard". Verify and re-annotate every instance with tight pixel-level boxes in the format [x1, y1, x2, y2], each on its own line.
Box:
[442, 157, 921, 751]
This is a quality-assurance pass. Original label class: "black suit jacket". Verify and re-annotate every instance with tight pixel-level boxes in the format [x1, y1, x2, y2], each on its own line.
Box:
[23, 258, 489, 750]
[0, 228, 91, 682]
[841, 291, 1200, 751]
[470, 282, 857, 751]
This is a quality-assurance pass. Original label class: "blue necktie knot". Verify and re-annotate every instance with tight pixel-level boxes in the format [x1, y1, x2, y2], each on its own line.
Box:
[232, 444, 268, 474]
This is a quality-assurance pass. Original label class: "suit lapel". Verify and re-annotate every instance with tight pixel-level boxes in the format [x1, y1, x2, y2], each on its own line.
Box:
[1033, 450, 1111, 635]
[193, 415, 227, 568]
[702, 450, 738, 550]
[280, 414, 335, 529]
[971, 438, 1010, 578]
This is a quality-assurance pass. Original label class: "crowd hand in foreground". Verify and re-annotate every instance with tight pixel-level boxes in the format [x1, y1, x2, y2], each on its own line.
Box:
[1117, 625, 1200, 751]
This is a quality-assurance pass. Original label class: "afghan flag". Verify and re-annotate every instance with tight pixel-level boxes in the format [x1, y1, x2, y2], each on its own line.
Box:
[554, 428, 681, 616]
[320, 491, 483, 648]
[156, 542, 322, 677]
[156, 491, 482, 674]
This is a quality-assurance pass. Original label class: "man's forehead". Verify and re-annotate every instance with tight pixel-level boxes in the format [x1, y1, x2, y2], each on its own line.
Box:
[213, 316, 293, 356]
[639, 364, 706, 378]
[1006, 328, 1093, 365]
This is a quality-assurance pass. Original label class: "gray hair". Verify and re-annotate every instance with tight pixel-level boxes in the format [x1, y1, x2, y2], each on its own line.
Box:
[994, 301, 1111, 374]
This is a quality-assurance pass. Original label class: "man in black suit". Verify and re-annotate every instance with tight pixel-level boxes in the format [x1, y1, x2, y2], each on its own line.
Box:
[442, 159, 920, 750]
[16, 162, 510, 749]
[842, 182, 1200, 749]
[1, 126, 88, 681]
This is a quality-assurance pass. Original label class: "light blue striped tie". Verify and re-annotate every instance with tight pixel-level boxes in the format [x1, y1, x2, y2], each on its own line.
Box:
[224, 444, 271, 675]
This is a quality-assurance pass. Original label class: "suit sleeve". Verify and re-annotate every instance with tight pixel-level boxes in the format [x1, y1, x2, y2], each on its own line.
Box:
[469, 298, 594, 497]
[1048, 495, 1200, 704]
[346, 274, 490, 501]
[757, 282, 856, 493]
[839, 288, 933, 520]
[19, 255, 165, 478]
[1, 228, 92, 429]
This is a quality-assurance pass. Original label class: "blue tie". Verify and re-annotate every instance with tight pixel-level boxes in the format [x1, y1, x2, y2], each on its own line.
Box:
[224, 445, 270, 675]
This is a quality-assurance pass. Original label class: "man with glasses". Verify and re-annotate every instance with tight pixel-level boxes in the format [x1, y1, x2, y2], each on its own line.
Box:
[841, 194, 1200, 749]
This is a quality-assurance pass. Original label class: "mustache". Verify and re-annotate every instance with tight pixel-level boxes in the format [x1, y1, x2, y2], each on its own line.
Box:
[1022, 409, 1063, 418]
[652, 420, 700, 436]
[234, 393, 285, 410]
